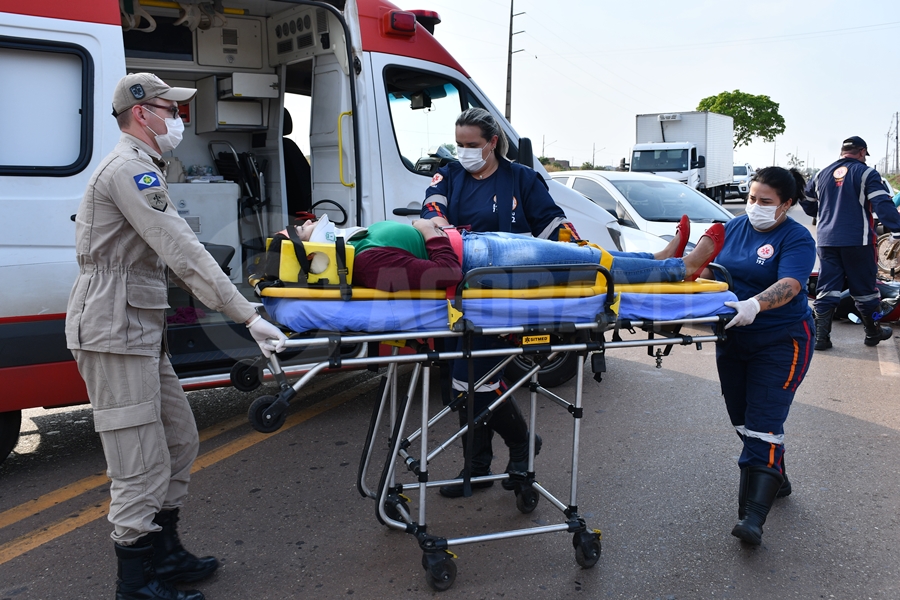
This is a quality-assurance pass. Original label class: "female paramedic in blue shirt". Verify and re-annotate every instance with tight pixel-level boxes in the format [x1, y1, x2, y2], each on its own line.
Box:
[420, 107, 583, 497]
[419, 107, 691, 498]
[710, 166, 816, 546]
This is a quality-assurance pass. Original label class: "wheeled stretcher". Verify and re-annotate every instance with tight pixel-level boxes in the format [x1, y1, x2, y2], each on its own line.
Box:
[244, 264, 736, 591]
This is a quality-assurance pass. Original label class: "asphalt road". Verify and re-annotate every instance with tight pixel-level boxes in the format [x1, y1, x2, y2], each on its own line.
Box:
[2, 204, 899, 599]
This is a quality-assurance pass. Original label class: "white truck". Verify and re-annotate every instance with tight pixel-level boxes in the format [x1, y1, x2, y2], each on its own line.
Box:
[629, 111, 734, 204]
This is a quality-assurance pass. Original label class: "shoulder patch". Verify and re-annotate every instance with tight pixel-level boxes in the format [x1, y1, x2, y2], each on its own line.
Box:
[430, 173, 444, 187]
[134, 172, 161, 190]
[145, 190, 169, 212]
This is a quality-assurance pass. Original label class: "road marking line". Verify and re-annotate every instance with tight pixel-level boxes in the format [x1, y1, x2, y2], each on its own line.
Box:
[0, 374, 357, 530]
[0, 375, 382, 566]
[877, 339, 900, 377]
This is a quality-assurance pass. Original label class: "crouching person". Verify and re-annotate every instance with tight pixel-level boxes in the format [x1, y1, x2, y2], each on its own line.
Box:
[66, 73, 287, 599]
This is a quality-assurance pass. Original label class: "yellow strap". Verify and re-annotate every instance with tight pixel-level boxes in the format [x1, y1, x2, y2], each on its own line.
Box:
[447, 300, 464, 330]
[609, 292, 621, 316]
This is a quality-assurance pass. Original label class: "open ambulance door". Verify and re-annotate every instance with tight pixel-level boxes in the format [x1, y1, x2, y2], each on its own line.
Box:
[271, 4, 358, 228]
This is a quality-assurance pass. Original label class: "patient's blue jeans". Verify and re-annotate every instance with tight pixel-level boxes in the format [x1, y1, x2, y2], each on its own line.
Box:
[460, 231, 686, 287]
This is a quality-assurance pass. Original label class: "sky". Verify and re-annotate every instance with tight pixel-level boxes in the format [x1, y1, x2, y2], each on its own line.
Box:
[392, 0, 900, 173]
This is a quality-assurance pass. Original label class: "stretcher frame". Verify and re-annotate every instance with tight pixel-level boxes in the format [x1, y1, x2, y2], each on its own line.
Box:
[246, 264, 733, 591]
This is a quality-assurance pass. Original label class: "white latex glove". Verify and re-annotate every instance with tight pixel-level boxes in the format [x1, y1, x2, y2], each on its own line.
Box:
[246, 314, 288, 357]
[724, 297, 761, 330]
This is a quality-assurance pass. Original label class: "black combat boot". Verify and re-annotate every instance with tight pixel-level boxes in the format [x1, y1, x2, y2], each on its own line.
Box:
[439, 423, 495, 498]
[115, 535, 204, 600]
[483, 398, 539, 491]
[813, 308, 834, 350]
[440, 392, 496, 498]
[860, 313, 893, 347]
[732, 466, 784, 545]
[151, 509, 219, 584]
[776, 458, 791, 498]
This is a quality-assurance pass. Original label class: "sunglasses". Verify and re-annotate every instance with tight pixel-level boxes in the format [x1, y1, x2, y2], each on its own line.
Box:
[142, 103, 180, 119]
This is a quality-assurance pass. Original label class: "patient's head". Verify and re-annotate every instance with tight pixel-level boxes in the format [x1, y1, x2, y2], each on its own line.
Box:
[295, 219, 317, 242]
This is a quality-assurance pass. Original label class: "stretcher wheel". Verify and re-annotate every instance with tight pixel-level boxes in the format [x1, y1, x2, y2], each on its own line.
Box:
[383, 494, 410, 523]
[506, 345, 579, 388]
[424, 555, 457, 592]
[515, 487, 539, 514]
[573, 531, 601, 569]
[248, 395, 286, 433]
[230, 359, 263, 392]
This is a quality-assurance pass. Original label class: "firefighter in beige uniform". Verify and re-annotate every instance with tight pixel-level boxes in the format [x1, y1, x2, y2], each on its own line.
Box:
[65, 73, 287, 600]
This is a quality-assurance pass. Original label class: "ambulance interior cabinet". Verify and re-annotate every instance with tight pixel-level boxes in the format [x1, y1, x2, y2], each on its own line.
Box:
[195, 75, 275, 133]
[168, 182, 242, 282]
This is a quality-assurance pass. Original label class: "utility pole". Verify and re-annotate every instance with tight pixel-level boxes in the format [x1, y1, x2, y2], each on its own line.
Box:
[895, 111, 898, 174]
[772, 138, 776, 166]
[504, 0, 524, 122]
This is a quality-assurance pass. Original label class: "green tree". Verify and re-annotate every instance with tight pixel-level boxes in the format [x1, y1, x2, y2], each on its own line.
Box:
[697, 90, 786, 148]
[440, 142, 457, 157]
[580, 161, 595, 170]
[538, 156, 550, 166]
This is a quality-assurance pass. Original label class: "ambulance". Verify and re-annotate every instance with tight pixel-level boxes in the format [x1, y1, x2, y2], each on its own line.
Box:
[0, 0, 661, 464]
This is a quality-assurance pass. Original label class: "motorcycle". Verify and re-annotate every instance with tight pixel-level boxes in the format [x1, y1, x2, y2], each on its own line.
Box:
[807, 233, 900, 323]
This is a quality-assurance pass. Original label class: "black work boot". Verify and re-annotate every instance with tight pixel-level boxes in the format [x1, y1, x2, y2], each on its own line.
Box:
[776, 458, 791, 498]
[860, 313, 893, 347]
[151, 509, 219, 584]
[439, 408, 495, 498]
[813, 308, 834, 350]
[483, 398, 539, 491]
[502, 434, 542, 491]
[731, 466, 784, 545]
[115, 535, 204, 600]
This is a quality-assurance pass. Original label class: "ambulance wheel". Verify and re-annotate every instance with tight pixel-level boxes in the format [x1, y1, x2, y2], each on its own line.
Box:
[230, 359, 263, 392]
[424, 556, 457, 592]
[515, 488, 539, 514]
[506, 346, 579, 388]
[0, 410, 22, 466]
[249, 396, 285, 433]
[573, 531, 601, 569]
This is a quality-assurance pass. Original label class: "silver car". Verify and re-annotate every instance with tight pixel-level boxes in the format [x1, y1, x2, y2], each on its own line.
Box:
[550, 170, 733, 248]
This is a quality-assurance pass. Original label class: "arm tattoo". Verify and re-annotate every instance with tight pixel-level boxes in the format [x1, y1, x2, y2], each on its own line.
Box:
[756, 280, 797, 310]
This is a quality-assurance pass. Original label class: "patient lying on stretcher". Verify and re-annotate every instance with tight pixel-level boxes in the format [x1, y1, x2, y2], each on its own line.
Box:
[290, 217, 724, 292]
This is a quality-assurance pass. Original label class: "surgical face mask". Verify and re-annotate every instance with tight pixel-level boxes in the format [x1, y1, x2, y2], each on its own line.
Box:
[457, 143, 490, 173]
[144, 108, 184, 153]
[745, 202, 784, 230]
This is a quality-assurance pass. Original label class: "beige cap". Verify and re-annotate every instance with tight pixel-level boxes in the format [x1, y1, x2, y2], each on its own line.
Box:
[112, 72, 196, 117]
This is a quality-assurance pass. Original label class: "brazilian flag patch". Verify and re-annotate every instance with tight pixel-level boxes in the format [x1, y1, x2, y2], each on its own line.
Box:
[134, 172, 160, 190]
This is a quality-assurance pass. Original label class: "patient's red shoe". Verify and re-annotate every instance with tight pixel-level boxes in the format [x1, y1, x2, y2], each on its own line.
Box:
[674, 214, 690, 258]
[687, 223, 725, 281]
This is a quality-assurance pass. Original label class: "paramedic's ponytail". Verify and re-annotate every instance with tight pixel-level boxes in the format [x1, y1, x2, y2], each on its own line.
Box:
[456, 108, 509, 161]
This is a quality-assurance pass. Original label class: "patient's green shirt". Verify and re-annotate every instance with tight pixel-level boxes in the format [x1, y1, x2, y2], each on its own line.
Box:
[348, 220, 427, 259]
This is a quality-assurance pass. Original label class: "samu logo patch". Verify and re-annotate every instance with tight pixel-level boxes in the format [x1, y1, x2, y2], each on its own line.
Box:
[134, 172, 160, 190]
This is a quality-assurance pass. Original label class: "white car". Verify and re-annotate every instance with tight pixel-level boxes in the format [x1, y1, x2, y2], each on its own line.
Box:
[550, 170, 733, 248]
[728, 164, 755, 201]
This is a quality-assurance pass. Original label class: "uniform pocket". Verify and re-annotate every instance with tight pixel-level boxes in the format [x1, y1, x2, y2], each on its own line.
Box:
[125, 282, 168, 348]
[126, 283, 169, 309]
[93, 400, 162, 479]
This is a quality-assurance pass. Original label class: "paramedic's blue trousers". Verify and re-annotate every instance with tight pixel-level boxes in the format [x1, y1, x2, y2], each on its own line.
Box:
[715, 316, 814, 471]
[814, 245, 881, 317]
